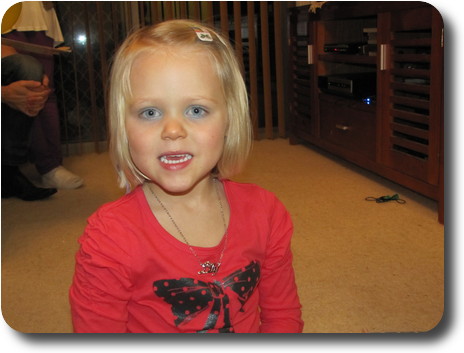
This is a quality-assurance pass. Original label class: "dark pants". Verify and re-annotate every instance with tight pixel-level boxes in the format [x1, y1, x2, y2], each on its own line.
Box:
[1, 54, 44, 166]
[3, 30, 62, 174]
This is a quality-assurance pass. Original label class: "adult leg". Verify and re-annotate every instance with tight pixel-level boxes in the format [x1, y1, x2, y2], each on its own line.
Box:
[1, 54, 57, 200]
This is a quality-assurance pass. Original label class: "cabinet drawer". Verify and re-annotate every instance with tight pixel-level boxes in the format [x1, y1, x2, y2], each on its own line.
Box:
[320, 95, 376, 159]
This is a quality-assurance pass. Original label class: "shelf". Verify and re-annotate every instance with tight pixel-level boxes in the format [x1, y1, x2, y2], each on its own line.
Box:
[318, 53, 377, 65]
[319, 92, 376, 113]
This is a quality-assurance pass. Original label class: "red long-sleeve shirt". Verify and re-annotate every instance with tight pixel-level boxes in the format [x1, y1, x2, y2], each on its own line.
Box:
[69, 180, 303, 333]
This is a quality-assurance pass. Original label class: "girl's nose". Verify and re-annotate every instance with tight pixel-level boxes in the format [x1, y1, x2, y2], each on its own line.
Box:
[161, 116, 187, 140]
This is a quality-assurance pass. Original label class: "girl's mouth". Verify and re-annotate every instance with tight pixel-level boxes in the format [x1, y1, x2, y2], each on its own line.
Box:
[159, 154, 193, 165]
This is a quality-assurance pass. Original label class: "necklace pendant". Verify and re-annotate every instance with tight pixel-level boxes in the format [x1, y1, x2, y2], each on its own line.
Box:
[198, 261, 220, 275]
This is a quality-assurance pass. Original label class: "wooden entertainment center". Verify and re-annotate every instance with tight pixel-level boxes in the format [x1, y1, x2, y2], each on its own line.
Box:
[288, 2, 444, 222]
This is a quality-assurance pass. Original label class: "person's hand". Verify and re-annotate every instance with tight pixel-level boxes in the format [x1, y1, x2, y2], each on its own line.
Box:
[1, 78, 51, 117]
[41, 74, 50, 88]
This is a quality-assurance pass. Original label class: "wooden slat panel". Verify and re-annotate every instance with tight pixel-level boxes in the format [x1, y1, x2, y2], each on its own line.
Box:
[294, 67, 310, 77]
[390, 109, 429, 125]
[391, 68, 430, 78]
[220, 2, 228, 41]
[294, 78, 311, 88]
[202, 2, 214, 25]
[247, 2, 259, 138]
[83, 3, 101, 152]
[426, 9, 444, 185]
[164, 2, 174, 20]
[179, 2, 188, 18]
[111, 3, 121, 46]
[69, 5, 84, 152]
[139, 1, 146, 25]
[150, 2, 162, 24]
[390, 122, 429, 140]
[295, 95, 311, 108]
[391, 37, 431, 47]
[121, 2, 131, 34]
[391, 96, 430, 110]
[295, 48, 308, 58]
[390, 6, 432, 31]
[381, 4, 441, 184]
[233, 2, 243, 67]
[390, 82, 430, 95]
[274, 2, 286, 138]
[392, 53, 431, 63]
[293, 105, 311, 116]
[96, 2, 108, 127]
[260, 1, 273, 139]
[293, 111, 312, 122]
[130, 1, 140, 29]
[189, 2, 200, 20]
[294, 56, 311, 67]
[390, 136, 429, 155]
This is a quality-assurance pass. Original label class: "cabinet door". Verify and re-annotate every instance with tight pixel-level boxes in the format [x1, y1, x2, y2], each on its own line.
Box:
[288, 6, 317, 140]
[320, 94, 376, 160]
[378, 5, 443, 185]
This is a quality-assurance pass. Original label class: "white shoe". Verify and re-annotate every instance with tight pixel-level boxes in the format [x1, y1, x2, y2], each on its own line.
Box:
[42, 166, 84, 189]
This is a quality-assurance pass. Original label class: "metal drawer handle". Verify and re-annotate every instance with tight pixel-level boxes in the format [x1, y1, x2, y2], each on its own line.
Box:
[380, 44, 388, 71]
[335, 124, 350, 131]
[307, 45, 313, 64]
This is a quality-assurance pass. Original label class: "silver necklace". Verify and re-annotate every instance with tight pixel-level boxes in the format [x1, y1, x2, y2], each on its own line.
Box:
[148, 178, 228, 276]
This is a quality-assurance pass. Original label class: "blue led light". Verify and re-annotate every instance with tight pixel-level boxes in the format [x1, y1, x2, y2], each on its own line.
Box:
[362, 96, 375, 105]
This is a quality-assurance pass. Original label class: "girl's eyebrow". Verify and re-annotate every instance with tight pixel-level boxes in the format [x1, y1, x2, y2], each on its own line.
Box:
[190, 96, 219, 104]
[129, 96, 161, 105]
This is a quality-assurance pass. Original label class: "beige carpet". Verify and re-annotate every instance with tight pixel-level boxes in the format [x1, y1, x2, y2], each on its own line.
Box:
[1, 138, 444, 333]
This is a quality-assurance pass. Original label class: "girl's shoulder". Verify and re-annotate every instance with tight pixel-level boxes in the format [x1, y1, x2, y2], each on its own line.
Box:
[89, 186, 146, 222]
[223, 179, 282, 206]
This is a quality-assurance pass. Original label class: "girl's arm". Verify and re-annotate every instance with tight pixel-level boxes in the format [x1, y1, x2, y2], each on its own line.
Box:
[258, 195, 304, 333]
[69, 213, 132, 333]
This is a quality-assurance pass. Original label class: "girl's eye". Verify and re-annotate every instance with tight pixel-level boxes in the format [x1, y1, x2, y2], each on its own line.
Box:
[139, 108, 162, 120]
[185, 106, 207, 119]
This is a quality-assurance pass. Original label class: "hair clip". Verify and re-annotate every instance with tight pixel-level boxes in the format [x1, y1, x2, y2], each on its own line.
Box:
[192, 27, 213, 42]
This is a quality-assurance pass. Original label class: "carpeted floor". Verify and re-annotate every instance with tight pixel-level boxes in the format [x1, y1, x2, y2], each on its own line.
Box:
[1, 138, 444, 333]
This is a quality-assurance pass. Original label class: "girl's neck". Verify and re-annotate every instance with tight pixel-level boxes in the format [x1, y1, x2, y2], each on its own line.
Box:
[144, 174, 219, 209]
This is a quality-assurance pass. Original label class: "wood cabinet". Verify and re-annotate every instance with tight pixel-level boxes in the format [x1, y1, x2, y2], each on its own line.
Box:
[288, 2, 444, 222]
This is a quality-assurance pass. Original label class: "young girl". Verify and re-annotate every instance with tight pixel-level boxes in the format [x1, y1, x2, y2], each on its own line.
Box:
[69, 19, 303, 333]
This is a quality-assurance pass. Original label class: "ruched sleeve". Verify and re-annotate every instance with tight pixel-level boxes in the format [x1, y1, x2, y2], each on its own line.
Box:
[69, 211, 133, 333]
[257, 191, 304, 333]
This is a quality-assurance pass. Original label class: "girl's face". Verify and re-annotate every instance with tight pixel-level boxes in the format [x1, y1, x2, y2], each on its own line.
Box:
[126, 47, 228, 194]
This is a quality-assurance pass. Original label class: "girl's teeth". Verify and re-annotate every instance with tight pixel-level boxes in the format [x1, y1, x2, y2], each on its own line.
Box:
[160, 154, 192, 165]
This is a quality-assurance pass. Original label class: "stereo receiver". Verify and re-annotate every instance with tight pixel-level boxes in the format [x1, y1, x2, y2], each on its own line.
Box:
[318, 73, 376, 99]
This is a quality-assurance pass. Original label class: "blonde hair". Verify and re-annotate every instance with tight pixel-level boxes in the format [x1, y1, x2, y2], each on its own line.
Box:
[108, 19, 252, 190]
